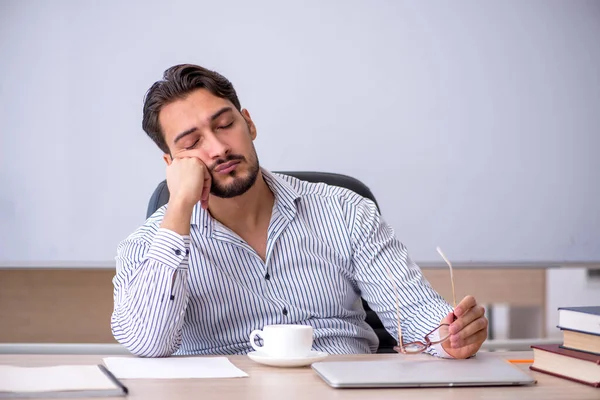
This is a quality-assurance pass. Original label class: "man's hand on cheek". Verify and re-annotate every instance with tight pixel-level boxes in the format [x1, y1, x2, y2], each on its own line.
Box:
[167, 156, 212, 210]
[441, 295, 488, 359]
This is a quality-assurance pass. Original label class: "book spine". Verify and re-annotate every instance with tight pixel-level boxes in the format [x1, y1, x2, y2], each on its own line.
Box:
[529, 366, 600, 388]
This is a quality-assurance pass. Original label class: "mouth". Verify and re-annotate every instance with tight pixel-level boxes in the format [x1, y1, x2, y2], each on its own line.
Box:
[214, 160, 241, 174]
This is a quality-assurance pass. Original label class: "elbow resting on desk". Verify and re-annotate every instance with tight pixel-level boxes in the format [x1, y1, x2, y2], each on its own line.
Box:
[111, 311, 184, 357]
[111, 261, 190, 358]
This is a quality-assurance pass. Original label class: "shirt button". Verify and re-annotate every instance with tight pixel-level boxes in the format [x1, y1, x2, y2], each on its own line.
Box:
[265, 273, 270, 280]
[185, 249, 190, 256]
[282, 308, 288, 316]
[174, 249, 181, 256]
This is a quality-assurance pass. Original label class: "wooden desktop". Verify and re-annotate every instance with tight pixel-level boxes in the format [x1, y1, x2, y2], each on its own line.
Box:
[1, 351, 597, 399]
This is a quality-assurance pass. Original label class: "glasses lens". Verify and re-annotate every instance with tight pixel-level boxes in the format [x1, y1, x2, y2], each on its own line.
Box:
[395, 342, 427, 354]
[426, 324, 451, 344]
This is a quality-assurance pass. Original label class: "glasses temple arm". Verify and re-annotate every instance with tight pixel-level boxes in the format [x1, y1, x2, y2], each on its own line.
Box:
[437, 247, 457, 308]
[384, 266, 404, 351]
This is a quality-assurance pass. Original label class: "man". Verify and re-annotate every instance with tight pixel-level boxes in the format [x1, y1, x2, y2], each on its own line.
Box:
[111, 64, 488, 358]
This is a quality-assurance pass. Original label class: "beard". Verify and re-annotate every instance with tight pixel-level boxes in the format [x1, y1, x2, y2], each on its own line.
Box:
[209, 148, 260, 198]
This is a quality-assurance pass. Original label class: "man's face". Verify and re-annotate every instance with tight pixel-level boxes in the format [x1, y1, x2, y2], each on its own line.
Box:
[159, 88, 260, 198]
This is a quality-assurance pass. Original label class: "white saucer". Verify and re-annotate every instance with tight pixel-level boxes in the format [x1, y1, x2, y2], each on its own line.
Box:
[247, 350, 328, 367]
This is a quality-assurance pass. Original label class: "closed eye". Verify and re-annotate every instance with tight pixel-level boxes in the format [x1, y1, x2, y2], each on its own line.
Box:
[185, 138, 200, 150]
[217, 121, 234, 130]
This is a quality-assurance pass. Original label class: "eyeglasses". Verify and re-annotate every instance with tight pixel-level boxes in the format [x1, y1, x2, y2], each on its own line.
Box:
[384, 247, 457, 354]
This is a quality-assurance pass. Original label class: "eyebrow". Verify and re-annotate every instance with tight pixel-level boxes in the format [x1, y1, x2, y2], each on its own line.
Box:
[172, 106, 234, 145]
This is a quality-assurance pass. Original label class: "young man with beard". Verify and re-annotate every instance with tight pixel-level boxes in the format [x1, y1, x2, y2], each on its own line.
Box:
[111, 64, 488, 358]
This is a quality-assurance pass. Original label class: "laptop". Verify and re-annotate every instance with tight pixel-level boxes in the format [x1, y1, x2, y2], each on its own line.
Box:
[311, 353, 536, 388]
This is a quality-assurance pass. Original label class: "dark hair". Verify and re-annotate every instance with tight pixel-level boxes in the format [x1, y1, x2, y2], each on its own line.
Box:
[142, 64, 242, 153]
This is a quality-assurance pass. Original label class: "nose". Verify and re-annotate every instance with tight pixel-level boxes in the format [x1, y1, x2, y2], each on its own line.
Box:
[204, 132, 231, 160]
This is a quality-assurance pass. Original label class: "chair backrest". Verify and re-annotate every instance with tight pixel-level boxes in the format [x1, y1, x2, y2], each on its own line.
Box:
[146, 172, 381, 218]
[146, 171, 397, 353]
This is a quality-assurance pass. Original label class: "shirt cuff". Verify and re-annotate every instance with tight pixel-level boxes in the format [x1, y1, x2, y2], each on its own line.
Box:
[429, 329, 455, 359]
[146, 228, 191, 270]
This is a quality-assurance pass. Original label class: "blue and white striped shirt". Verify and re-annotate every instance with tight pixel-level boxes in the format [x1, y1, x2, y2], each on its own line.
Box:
[111, 169, 453, 357]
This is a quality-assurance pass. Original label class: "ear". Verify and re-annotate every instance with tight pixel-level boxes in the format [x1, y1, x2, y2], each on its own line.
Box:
[241, 109, 257, 140]
[163, 153, 173, 165]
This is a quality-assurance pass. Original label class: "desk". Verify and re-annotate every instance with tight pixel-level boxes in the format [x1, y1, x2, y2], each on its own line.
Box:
[1, 351, 597, 399]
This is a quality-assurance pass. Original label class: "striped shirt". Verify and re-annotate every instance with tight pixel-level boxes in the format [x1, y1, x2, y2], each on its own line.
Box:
[111, 169, 454, 357]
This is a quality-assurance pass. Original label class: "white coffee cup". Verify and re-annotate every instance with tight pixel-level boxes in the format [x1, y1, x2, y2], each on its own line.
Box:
[249, 324, 313, 358]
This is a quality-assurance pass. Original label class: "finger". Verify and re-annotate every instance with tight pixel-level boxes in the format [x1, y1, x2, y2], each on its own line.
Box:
[200, 168, 212, 210]
[202, 170, 212, 199]
[454, 295, 477, 317]
[203, 170, 211, 193]
[450, 327, 488, 349]
[450, 305, 485, 334]
[451, 316, 488, 345]
[441, 311, 455, 325]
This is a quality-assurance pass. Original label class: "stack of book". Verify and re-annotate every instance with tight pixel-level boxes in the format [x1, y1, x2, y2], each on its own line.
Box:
[531, 306, 600, 388]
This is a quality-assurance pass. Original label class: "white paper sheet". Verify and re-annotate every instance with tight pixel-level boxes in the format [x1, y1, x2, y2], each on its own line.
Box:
[102, 356, 248, 379]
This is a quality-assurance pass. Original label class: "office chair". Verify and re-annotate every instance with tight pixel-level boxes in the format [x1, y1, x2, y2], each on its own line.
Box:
[146, 171, 397, 353]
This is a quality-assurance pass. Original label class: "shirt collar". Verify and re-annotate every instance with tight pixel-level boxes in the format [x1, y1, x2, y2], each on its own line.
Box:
[190, 168, 301, 236]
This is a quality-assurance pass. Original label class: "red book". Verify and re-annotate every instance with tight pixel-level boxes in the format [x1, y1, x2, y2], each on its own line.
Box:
[530, 344, 600, 388]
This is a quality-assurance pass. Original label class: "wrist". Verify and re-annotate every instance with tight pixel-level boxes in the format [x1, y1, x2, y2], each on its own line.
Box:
[161, 198, 195, 235]
[168, 195, 198, 211]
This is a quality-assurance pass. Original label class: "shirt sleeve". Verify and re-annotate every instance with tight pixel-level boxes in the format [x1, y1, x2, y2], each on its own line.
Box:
[111, 227, 191, 357]
[349, 197, 455, 357]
